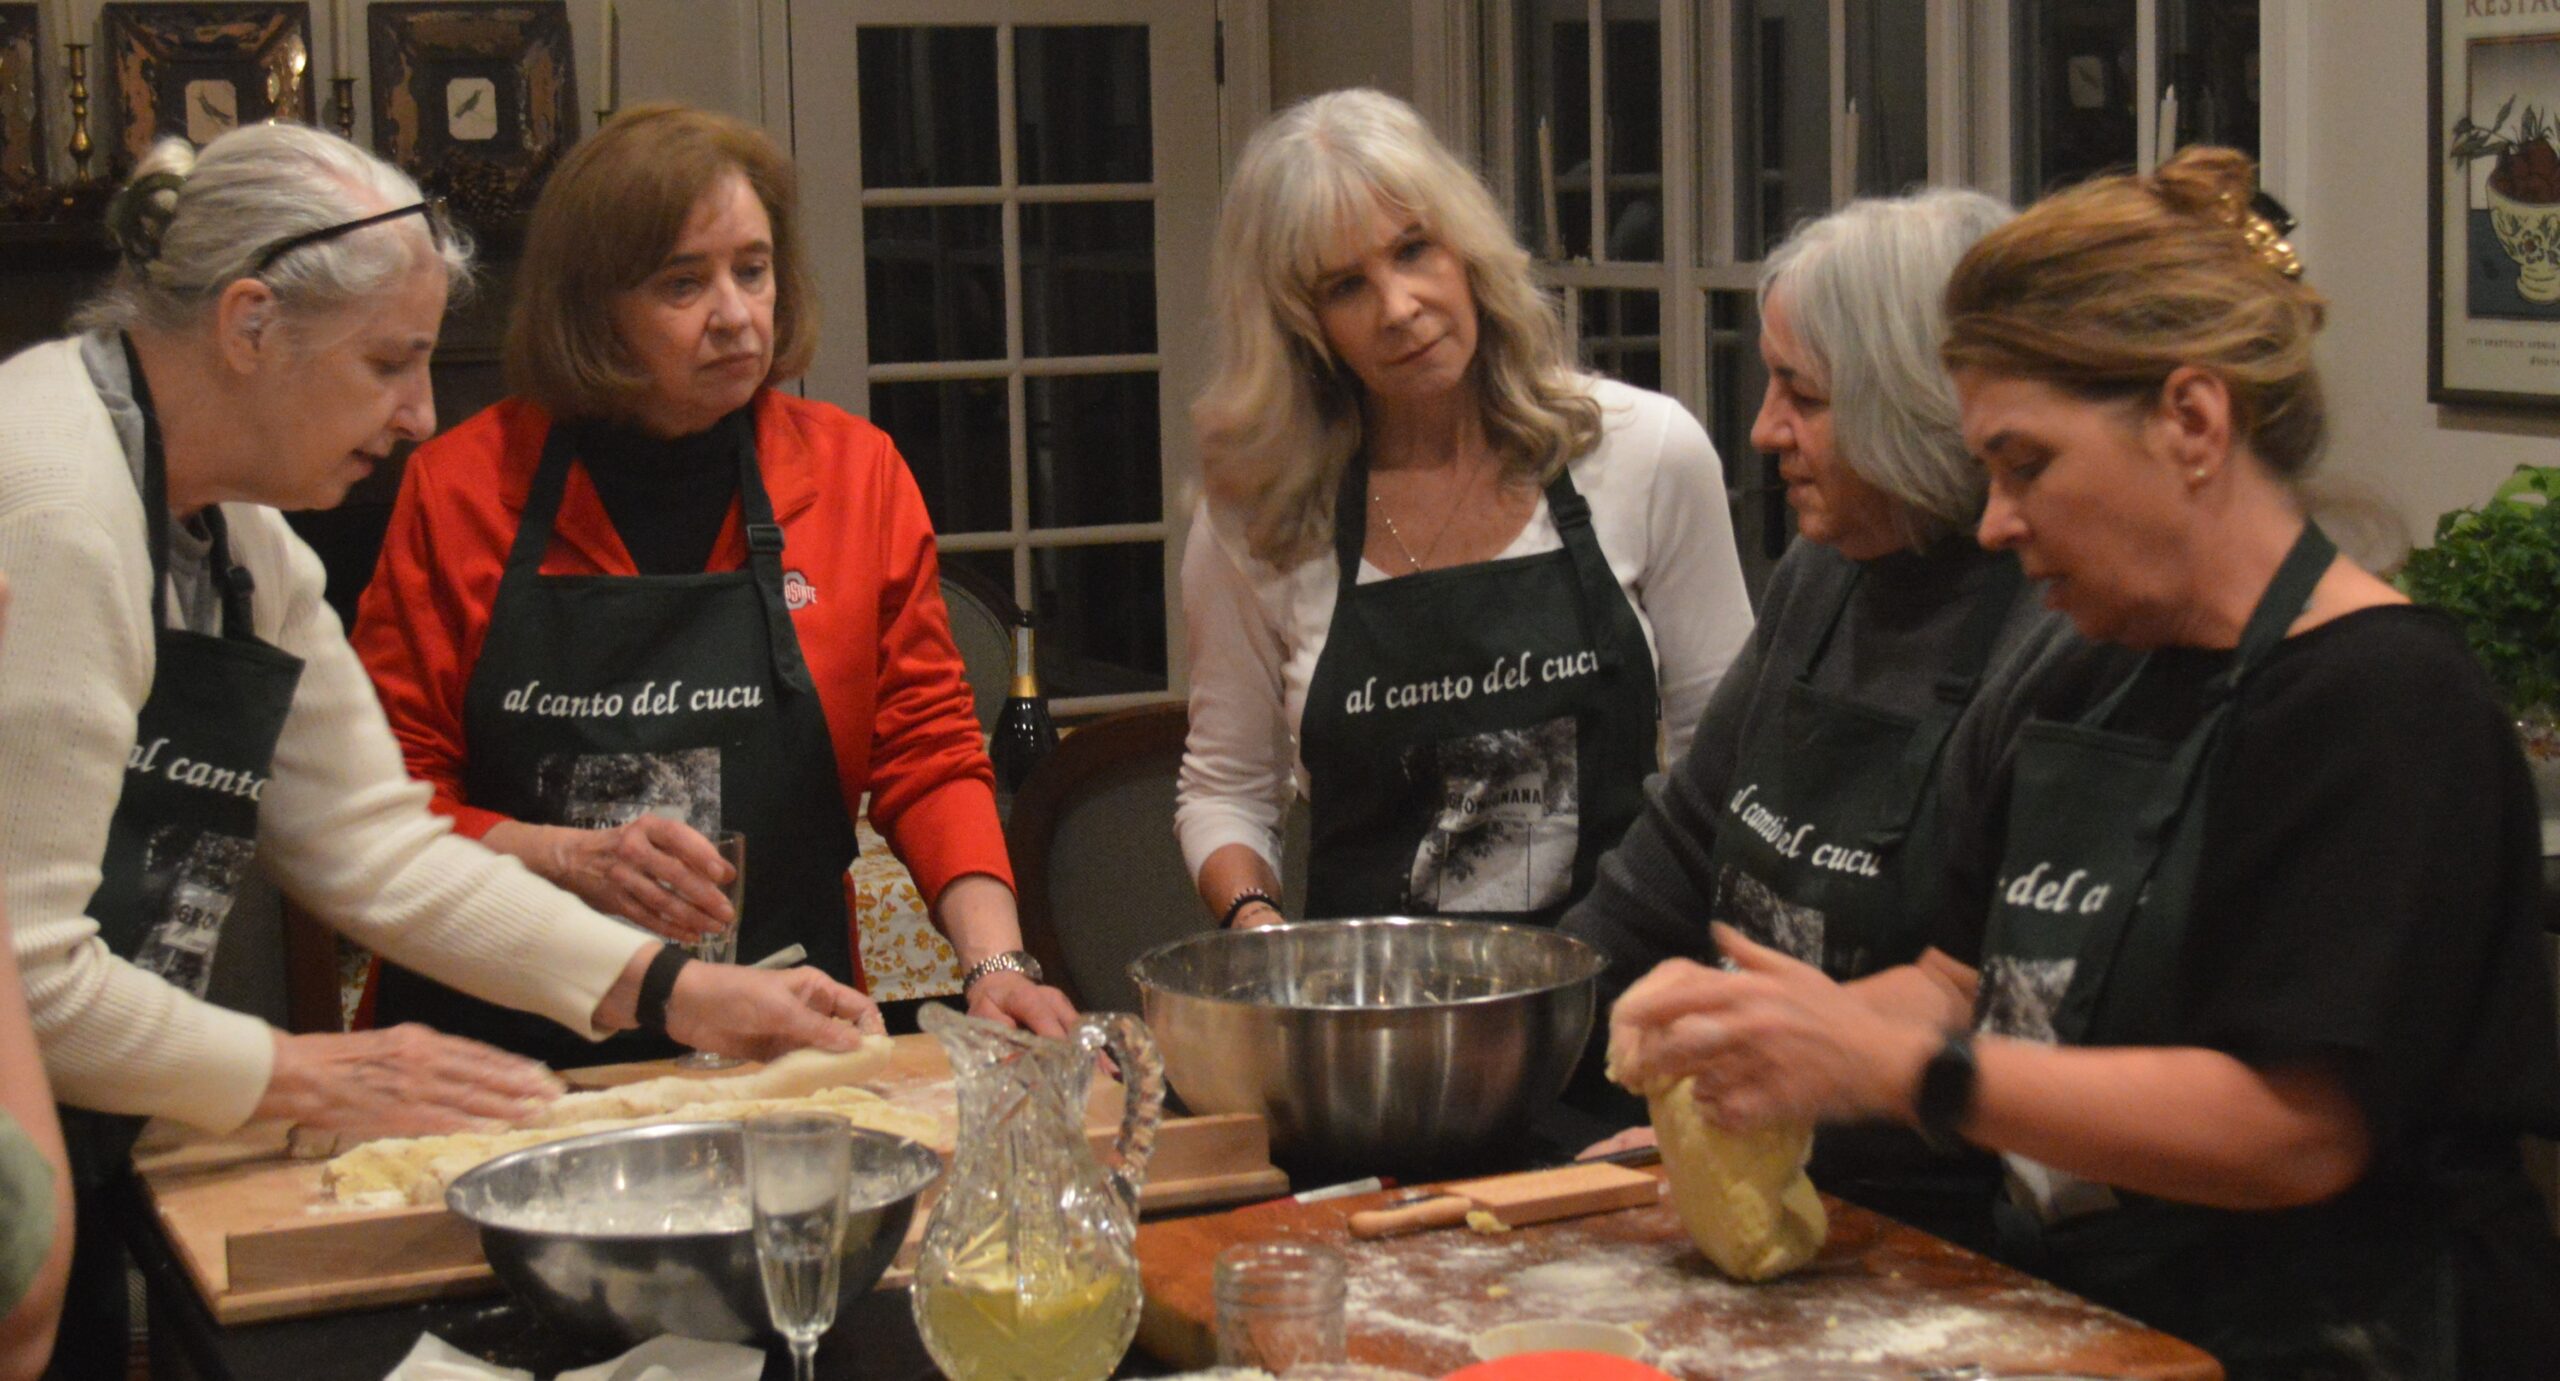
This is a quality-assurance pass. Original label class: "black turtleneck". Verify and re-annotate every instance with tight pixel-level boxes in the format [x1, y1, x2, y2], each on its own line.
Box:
[566, 408, 749, 576]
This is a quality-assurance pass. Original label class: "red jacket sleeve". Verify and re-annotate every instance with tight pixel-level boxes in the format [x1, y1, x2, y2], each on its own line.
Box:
[849, 426, 1012, 898]
[348, 409, 517, 840]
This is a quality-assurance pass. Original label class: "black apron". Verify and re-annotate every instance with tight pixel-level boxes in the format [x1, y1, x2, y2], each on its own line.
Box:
[1299, 459, 1658, 925]
[372, 416, 860, 1068]
[47, 338, 305, 1381]
[1978, 523, 2476, 1379]
[1705, 553, 2019, 1250]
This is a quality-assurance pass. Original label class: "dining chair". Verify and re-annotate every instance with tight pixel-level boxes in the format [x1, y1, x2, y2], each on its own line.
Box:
[938, 565, 1021, 735]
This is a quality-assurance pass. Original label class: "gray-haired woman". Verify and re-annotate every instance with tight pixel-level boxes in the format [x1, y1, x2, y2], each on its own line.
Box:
[1561, 188, 2085, 1251]
[1177, 89, 1754, 931]
[0, 124, 880, 1379]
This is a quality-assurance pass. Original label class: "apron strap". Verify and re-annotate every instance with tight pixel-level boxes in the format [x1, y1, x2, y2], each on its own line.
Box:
[1859, 555, 2025, 850]
[507, 411, 814, 695]
[1546, 465, 1635, 678]
[1330, 452, 1372, 584]
[119, 333, 176, 633]
[2051, 520, 2337, 1043]
[119, 333, 260, 640]
[1794, 564, 1866, 681]
[736, 432, 815, 694]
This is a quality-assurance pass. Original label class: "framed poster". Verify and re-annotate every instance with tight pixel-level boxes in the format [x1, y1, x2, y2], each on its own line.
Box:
[103, 4, 314, 178]
[2433, 0, 2560, 408]
[368, 3, 576, 223]
[0, 5, 44, 209]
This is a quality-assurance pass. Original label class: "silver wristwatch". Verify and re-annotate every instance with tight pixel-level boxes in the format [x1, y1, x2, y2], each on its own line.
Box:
[959, 948, 1043, 993]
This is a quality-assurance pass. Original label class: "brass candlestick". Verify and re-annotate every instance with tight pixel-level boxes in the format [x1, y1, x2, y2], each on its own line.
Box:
[332, 76, 355, 140]
[63, 41, 92, 184]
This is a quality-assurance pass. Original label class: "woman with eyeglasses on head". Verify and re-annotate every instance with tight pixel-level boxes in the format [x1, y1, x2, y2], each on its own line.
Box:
[1177, 90, 1754, 933]
[0, 125, 883, 1381]
[1602, 147, 2560, 1378]
[349, 105, 1075, 1058]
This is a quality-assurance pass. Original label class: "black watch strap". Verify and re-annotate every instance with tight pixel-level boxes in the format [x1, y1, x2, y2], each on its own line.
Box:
[635, 945, 691, 1039]
[1916, 1031, 1979, 1154]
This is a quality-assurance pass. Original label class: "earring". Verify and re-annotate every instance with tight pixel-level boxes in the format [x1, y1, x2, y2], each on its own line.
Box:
[2190, 466, 2208, 482]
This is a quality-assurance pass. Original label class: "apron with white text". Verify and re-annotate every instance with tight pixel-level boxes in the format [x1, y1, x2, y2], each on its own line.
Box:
[46, 339, 304, 1381]
[1706, 553, 2018, 1249]
[1299, 459, 1658, 925]
[372, 417, 860, 1068]
[1979, 523, 2468, 1379]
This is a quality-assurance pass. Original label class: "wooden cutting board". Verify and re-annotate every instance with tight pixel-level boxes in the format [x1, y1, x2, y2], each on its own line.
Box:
[1137, 1175, 2223, 1380]
[134, 1033, 1287, 1325]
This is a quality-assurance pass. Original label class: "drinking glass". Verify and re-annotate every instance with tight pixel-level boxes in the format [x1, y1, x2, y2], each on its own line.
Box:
[676, 830, 747, 1070]
[748, 1112, 853, 1381]
[1213, 1240, 1347, 1371]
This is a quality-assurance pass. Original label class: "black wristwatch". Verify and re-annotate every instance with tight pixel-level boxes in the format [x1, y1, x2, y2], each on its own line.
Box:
[1915, 1032, 1979, 1154]
[634, 945, 692, 1038]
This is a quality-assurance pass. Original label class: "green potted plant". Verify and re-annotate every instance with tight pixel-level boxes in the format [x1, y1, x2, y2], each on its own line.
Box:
[2398, 464, 2560, 815]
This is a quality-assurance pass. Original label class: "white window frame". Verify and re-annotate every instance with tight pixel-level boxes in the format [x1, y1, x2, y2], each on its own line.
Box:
[784, 0, 1233, 713]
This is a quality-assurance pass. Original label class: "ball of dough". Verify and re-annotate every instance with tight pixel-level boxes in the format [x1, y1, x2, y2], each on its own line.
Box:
[1647, 1075, 1825, 1281]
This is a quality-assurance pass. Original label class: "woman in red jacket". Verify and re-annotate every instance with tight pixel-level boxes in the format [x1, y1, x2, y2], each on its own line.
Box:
[352, 105, 1074, 1063]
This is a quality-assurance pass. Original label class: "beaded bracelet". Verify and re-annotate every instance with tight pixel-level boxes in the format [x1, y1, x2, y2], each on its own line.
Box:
[1219, 889, 1280, 928]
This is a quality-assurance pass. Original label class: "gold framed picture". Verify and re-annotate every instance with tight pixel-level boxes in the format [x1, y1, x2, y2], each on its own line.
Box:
[103, 3, 314, 177]
[0, 5, 44, 208]
[367, 2, 576, 224]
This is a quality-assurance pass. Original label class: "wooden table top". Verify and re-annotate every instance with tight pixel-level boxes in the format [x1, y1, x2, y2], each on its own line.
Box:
[1136, 1173, 2222, 1380]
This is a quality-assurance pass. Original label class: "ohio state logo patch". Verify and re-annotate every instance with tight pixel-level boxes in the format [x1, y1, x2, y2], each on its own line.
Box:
[783, 569, 818, 609]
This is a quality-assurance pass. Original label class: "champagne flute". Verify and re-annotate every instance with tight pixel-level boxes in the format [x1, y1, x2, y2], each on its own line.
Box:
[676, 830, 747, 1070]
[748, 1112, 852, 1381]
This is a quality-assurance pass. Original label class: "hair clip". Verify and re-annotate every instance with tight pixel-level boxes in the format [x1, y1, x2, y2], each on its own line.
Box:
[103, 171, 187, 269]
[2217, 186, 2304, 281]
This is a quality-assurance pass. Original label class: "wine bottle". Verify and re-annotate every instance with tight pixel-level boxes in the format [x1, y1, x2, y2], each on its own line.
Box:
[989, 610, 1058, 818]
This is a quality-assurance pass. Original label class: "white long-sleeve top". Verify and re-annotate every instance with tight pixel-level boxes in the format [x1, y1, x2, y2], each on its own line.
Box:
[0, 338, 650, 1134]
[1176, 378, 1756, 880]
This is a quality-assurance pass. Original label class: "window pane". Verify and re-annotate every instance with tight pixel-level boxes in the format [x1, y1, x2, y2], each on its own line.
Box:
[1847, 0, 1929, 196]
[1603, 8, 1663, 264]
[1021, 202, 1157, 357]
[873, 378, 1011, 535]
[1512, 0, 1592, 260]
[1709, 290, 1787, 597]
[1028, 374, 1162, 529]
[2163, 0, 2259, 159]
[2012, 0, 2136, 197]
[1032, 543, 1167, 696]
[1734, 0, 1833, 260]
[1577, 289, 1661, 391]
[859, 27, 999, 188]
[1016, 26, 1151, 185]
[865, 205, 1005, 364]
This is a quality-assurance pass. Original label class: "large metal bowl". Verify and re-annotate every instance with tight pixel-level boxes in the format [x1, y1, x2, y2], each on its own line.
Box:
[445, 1120, 941, 1351]
[1128, 918, 1604, 1175]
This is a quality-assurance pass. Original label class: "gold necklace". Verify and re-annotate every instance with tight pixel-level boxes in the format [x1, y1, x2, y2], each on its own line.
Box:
[1369, 463, 1483, 573]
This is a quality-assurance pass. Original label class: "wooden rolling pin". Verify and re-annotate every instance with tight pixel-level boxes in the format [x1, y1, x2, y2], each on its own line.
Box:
[1347, 1161, 1658, 1239]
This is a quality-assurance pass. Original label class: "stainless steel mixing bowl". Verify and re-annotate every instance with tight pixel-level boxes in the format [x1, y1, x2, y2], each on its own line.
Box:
[1128, 918, 1604, 1174]
[445, 1120, 941, 1350]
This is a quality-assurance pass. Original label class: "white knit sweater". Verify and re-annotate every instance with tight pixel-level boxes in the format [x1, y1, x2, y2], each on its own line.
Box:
[0, 338, 648, 1132]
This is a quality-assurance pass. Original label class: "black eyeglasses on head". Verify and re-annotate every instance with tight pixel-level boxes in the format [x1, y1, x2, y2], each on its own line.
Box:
[247, 197, 452, 278]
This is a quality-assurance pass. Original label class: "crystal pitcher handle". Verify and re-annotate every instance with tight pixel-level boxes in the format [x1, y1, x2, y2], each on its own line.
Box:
[1075, 1011, 1164, 1214]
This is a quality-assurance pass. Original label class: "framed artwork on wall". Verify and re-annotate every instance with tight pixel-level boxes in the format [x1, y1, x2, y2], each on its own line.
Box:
[103, 3, 314, 177]
[367, 2, 576, 225]
[2433, 0, 2560, 408]
[0, 5, 44, 209]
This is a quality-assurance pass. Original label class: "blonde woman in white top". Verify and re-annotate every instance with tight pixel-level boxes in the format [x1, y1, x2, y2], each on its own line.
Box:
[1177, 89, 1753, 930]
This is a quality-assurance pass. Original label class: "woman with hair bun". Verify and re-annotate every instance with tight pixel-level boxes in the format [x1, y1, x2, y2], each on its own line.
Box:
[0, 123, 880, 1379]
[1604, 146, 2560, 1376]
[1176, 89, 1754, 930]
